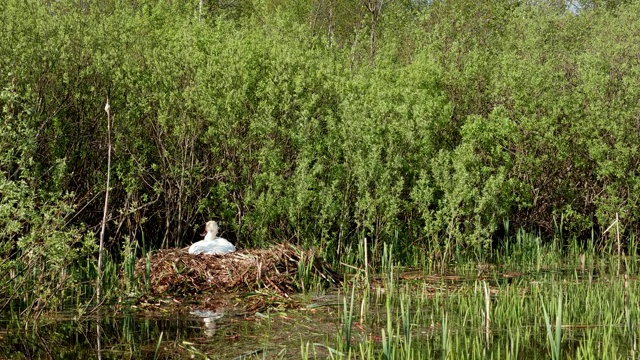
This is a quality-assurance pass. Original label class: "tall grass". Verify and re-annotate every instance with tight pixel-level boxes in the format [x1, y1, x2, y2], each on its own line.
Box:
[309, 238, 639, 359]
[541, 291, 563, 360]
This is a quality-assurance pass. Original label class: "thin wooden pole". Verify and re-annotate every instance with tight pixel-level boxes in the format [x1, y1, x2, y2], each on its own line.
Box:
[616, 212, 620, 258]
[97, 98, 111, 304]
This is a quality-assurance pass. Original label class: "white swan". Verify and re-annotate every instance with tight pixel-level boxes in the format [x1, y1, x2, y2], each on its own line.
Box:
[188, 220, 236, 255]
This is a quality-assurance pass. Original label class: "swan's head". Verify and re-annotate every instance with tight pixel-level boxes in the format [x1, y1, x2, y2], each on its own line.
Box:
[201, 220, 219, 238]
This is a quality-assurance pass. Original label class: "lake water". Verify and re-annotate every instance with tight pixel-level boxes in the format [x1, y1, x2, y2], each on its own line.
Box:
[2, 263, 637, 359]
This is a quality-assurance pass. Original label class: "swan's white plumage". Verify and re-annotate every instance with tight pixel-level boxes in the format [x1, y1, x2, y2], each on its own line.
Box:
[188, 220, 236, 255]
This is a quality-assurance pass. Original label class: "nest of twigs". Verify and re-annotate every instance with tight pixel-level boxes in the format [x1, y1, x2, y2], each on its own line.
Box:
[135, 242, 341, 297]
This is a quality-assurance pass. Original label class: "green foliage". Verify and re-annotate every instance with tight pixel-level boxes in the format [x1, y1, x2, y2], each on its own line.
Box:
[0, 79, 95, 316]
[3, 0, 640, 307]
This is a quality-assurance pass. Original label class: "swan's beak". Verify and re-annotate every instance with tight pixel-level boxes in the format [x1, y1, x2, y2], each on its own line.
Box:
[200, 228, 207, 236]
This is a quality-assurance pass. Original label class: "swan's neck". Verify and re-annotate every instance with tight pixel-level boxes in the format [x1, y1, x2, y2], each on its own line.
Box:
[204, 231, 217, 242]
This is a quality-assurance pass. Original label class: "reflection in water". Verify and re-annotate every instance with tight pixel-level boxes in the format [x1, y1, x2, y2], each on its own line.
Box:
[0, 308, 218, 359]
[190, 310, 224, 337]
[0, 296, 342, 359]
[2, 264, 630, 359]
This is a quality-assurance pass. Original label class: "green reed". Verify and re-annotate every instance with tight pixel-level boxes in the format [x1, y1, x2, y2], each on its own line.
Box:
[540, 291, 563, 360]
[317, 237, 639, 360]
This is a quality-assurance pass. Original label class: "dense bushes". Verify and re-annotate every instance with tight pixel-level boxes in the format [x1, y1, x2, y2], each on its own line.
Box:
[2, 0, 640, 305]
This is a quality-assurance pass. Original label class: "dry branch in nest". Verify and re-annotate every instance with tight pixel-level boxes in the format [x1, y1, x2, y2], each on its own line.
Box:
[135, 242, 341, 297]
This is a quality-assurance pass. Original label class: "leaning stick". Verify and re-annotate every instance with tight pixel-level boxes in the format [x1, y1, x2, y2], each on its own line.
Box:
[97, 98, 112, 304]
